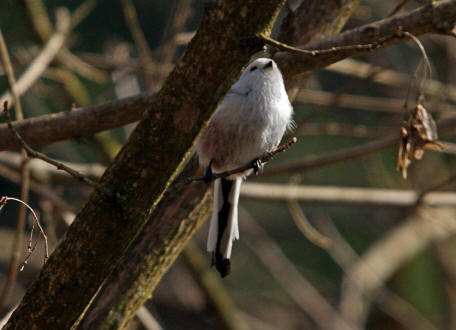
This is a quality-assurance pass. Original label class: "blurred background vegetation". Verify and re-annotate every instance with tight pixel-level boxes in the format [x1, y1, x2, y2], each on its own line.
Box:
[0, 0, 456, 329]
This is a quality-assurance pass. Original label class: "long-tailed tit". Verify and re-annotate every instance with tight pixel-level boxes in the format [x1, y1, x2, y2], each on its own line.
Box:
[196, 58, 293, 277]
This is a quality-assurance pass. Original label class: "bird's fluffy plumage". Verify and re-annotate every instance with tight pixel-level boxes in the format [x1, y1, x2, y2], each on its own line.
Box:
[196, 58, 293, 277]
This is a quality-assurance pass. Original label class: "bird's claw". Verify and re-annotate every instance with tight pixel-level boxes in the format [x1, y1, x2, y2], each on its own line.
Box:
[252, 158, 263, 175]
[204, 162, 214, 184]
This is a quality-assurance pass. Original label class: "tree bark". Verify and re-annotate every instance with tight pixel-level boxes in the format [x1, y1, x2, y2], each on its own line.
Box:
[78, 160, 213, 329]
[78, 0, 366, 329]
[3, 1, 286, 328]
[276, 0, 456, 81]
[1, 1, 456, 151]
[5, 1, 456, 329]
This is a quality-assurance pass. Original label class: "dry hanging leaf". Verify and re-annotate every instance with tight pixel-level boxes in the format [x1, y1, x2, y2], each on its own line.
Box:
[397, 102, 443, 178]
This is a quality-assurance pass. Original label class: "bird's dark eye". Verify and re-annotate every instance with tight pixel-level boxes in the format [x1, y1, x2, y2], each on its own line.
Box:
[250, 66, 257, 72]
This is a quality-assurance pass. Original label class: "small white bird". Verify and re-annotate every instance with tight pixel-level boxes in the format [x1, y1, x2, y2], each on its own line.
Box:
[196, 58, 293, 277]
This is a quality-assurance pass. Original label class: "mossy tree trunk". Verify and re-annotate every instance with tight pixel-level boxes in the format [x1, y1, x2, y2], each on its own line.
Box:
[3, 1, 286, 328]
[78, 1, 364, 329]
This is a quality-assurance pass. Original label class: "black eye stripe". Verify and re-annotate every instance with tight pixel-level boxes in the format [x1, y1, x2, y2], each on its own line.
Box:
[250, 66, 257, 71]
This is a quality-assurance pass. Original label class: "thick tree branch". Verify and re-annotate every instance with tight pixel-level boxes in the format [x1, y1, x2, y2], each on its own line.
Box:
[0, 91, 154, 151]
[275, 0, 456, 79]
[76, 1, 365, 328]
[4, 1, 286, 328]
[1, 1, 455, 151]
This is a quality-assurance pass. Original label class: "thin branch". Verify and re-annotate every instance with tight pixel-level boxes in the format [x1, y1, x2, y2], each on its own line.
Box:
[0, 163, 77, 214]
[135, 306, 163, 330]
[3, 1, 288, 326]
[1, 196, 49, 267]
[0, 28, 30, 309]
[0, 151, 105, 182]
[0, 2, 453, 151]
[241, 208, 356, 330]
[416, 171, 456, 204]
[275, 0, 456, 80]
[120, 0, 156, 88]
[295, 88, 454, 114]
[263, 136, 396, 177]
[261, 32, 395, 56]
[70, 0, 106, 30]
[241, 183, 456, 207]
[339, 207, 456, 326]
[157, 0, 192, 67]
[2, 102, 114, 198]
[286, 200, 331, 248]
[23, 0, 107, 83]
[401, 31, 432, 95]
[326, 58, 456, 104]
[182, 242, 249, 330]
[388, 0, 410, 17]
[0, 8, 71, 110]
[316, 215, 438, 330]
[171, 137, 297, 191]
[298, 122, 395, 138]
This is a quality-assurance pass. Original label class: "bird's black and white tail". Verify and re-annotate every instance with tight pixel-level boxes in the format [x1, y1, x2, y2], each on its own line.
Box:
[207, 177, 241, 277]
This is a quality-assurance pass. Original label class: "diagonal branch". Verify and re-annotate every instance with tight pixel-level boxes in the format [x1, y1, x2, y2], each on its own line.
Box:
[171, 137, 297, 191]
[0, 1, 455, 151]
[275, 0, 456, 80]
[4, 1, 287, 328]
[3, 102, 110, 196]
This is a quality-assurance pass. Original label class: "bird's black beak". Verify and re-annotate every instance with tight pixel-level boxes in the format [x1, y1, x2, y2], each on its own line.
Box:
[263, 60, 273, 69]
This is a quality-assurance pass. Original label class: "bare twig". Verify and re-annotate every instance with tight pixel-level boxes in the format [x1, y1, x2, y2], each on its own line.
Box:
[182, 242, 249, 330]
[275, 0, 456, 80]
[0, 2, 454, 151]
[416, 171, 456, 204]
[121, 0, 155, 88]
[298, 122, 395, 138]
[171, 137, 297, 191]
[0, 151, 105, 182]
[23, 0, 107, 83]
[263, 136, 396, 177]
[241, 183, 456, 207]
[296, 88, 453, 114]
[317, 216, 438, 330]
[388, 0, 410, 17]
[286, 200, 331, 248]
[261, 32, 395, 56]
[2, 102, 114, 198]
[70, 0, 107, 29]
[0, 196, 49, 268]
[241, 208, 355, 330]
[0, 305, 16, 328]
[0, 165, 76, 218]
[0, 8, 71, 109]
[401, 31, 432, 96]
[157, 0, 192, 68]
[0, 28, 30, 309]
[135, 306, 163, 330]
[339, 207, 456, 327]
[326, 58, 456, 104]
